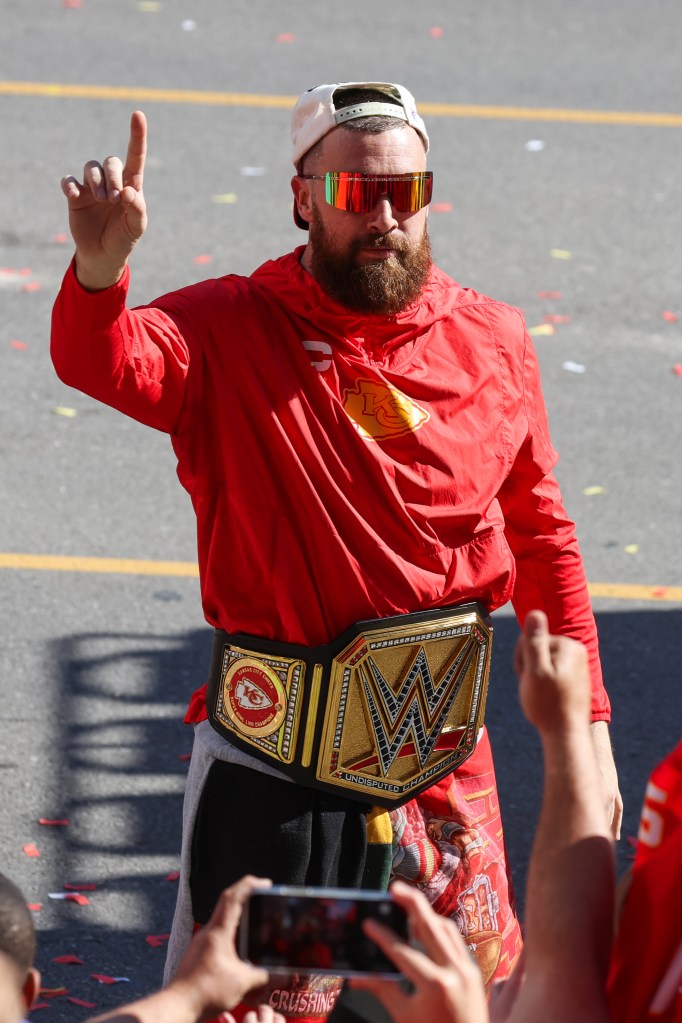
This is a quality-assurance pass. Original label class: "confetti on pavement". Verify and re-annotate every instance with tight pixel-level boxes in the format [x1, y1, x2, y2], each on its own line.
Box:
[23, 843, 40, 858]
[193, 254, 213, 264]
[624, 544, 639, 554]
[429, 26, 444, 37]
[92, 974, 130, 985]
[146, 933, 171, 948]
[53, 955, 84, 965]
[10, 340, 28, 350]
[672, 364, 682, 376]
[165, 870, 181, 882]
[40, 987, 69, 998]
[661, 310, 678, 322]
[211, 194, 238, 204]
[181, 19, 196, 30]
[68, 998, 97, 1008]
[562, 360, 586, 374]
[52, 407, 78, 417]
[28, 904, 43, 912]
[544, 314, 571, 324]
[137, 0, 161, 9]
[537, 290, 563, 299]
[64, 883, 97, 891]
[525, 139, 545, 151]
[583, 486, 606, 496]
[528, 324, 555, 337]
[430, 202, 453, 213]
[49, 892, 91, 905]
[550, 248, 572, 260]
[39, 818, 69, 826]
[241, 166, 266, 177]
[276, 32, 295, 42]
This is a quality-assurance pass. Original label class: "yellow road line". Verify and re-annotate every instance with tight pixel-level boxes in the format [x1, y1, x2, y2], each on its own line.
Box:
[0, 553, 199, 577]
[0, 553, 680, 601]
[2, 81, 682, 127]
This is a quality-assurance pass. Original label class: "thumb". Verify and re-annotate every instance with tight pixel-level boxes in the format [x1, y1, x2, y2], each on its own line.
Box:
[523, 609, 549, 639]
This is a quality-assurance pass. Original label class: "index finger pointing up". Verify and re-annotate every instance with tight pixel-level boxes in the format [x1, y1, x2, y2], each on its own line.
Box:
[123, 110, 147, 191]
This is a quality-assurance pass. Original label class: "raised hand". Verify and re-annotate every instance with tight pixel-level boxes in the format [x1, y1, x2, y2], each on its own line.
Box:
[61, 111, 148, 290]
[513, 610, 591, 735]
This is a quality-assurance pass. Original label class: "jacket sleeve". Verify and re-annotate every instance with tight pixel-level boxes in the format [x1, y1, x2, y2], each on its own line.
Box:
[50, 261, 195, 435]
[498, 331, 610, 721]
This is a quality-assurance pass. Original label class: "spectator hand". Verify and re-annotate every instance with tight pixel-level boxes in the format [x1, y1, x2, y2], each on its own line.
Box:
[169, 875, 274, 1021]
[514, 610, 591, 735]
[350, 880, 488, 1023]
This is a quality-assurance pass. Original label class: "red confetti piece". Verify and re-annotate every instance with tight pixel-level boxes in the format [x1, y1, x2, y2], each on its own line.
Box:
[430, 202, 453, 213]
[64, 882, 97, 891]
[68, 998, 97, 1008]
[40, 987, 69, 998]
[626, 835, 638, 848]
[28, 903, 42, 912]
[652, 587, 669, 598]
[39, 818, 69, 826]
[30, 1003, 51, 1010]
[193, 254, 213, 264]
[146, 933, 171, 948]
[19, 267, 32, 276]
[91, 974, 129, 984]
[178, 752, 192, 761]
[673, 364, 682, 376]
[53, 955, 84, 965]
[543, 314, 571, 324]
[276, 32, 295, 42]
[429, 26, 444, 37]
[662, 310, 678, 322]
[22, 281, 42, 292]
[63, 0, 83, 7]
[65, 893, 90, 905]
[537, 290, 563, 299]
[23, 843, 41, 858]
[165, 870, 180, 882]
[53, 233, 69, 243]
[10, 340, 28, 350]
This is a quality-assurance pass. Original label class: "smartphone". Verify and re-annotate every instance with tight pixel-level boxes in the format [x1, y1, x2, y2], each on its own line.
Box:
[239, 885, 409, 978]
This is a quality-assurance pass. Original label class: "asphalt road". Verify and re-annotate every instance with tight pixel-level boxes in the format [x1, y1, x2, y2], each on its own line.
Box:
[1, 0, 681, 1019]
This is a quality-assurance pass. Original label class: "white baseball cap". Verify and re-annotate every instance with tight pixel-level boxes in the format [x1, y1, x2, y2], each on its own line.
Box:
[291, 81, 429, 167]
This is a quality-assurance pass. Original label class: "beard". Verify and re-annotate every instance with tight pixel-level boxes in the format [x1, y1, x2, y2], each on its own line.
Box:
[308, 209, 432, 316]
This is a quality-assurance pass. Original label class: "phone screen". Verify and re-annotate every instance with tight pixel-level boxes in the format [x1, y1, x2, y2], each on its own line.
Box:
[241, 887, 409, 977]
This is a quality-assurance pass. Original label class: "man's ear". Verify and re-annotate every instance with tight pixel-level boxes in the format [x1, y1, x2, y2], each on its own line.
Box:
[291, 176, 314, 227]
[22, 966, 41, 1010]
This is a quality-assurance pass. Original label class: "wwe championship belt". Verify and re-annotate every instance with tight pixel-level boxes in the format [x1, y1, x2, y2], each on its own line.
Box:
[206, 603, 492, 808]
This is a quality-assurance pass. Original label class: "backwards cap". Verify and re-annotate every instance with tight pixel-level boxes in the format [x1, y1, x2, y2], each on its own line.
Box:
[291, 81, 429, 167]
[291, 81, 429, 229]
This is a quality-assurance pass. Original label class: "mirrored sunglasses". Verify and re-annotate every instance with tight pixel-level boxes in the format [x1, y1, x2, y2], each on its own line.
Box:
[300, 171, 433, 214]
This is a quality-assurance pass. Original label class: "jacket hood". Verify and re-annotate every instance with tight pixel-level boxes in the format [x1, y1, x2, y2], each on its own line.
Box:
[249, 246, 468, 359]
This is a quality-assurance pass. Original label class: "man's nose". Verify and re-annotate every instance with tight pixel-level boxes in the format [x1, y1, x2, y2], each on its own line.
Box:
[366, 195, 398, 233]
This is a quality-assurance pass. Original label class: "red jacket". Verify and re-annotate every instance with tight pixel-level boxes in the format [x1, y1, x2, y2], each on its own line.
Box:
[51, 249, 609, 721]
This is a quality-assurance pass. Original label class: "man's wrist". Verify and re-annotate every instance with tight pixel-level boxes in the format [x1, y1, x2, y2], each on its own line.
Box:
[74, 255, 127, 292]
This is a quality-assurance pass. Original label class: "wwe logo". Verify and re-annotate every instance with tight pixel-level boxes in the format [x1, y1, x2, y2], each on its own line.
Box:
[358, 638, 478, 775]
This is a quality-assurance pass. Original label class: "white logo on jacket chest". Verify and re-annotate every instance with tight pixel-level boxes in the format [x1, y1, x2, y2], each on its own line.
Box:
[302, 339, 333, 372]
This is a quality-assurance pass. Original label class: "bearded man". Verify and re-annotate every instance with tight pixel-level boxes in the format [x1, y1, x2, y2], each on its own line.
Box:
[51, 81, 621, 1023]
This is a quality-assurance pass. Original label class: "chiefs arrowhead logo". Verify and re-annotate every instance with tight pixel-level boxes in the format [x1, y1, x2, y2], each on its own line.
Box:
[223, 659, 286, 737]
[343, 378, 429, 441]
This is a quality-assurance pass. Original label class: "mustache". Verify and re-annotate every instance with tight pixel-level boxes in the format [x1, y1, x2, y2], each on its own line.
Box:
[352, 234, 409, 253]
